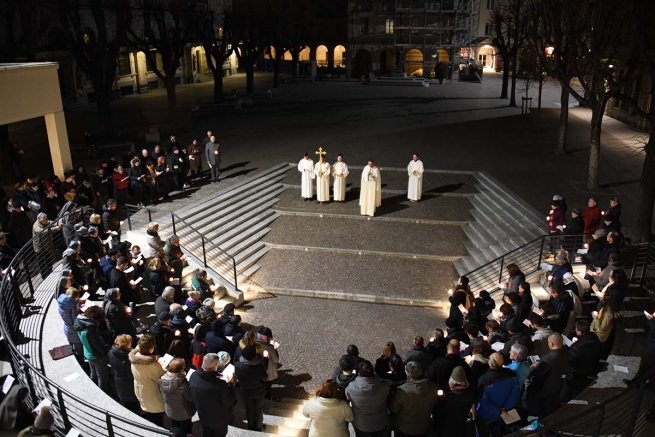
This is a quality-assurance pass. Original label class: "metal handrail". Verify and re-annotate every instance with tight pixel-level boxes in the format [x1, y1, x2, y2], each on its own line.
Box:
[170, 212, 239, 290]
[123, 203, 152, 231]
[463, 233, 589, 295]
[0, 207, 173, 437]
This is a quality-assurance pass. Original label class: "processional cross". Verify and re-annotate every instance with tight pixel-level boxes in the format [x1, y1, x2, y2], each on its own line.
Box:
[315, 147, 327, 160]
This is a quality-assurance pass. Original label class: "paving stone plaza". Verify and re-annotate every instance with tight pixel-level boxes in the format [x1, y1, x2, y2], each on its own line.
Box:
[7, 72, 653, 436]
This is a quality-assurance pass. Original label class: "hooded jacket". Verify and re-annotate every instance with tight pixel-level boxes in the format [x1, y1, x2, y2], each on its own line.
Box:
[56, 294, 80, 344]
[390, 378, 439, 435]
[129, 347, 165, 413]
[344, 375, 389, 433]
[477, 368, 520, 421]
[108, 345, 138, 403]
[73, 315, 107, 361]
[235, 356, 268, 398]
[158, 371, 196, 420]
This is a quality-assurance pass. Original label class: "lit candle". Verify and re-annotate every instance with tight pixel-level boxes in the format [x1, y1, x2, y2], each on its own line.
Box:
[437, 390, 444, 396]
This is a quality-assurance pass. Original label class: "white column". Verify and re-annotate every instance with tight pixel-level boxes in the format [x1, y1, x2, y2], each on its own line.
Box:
[44, 111, 73, 180]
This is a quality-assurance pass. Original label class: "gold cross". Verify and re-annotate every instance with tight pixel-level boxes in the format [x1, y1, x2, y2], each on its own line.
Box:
[315, 147, 327, 160]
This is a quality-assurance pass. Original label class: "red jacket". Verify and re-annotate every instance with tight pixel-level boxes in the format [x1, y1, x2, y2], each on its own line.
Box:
[112, 170, 129, 190]
[548, 208, 566, 233]
[582, 206, 601, 234]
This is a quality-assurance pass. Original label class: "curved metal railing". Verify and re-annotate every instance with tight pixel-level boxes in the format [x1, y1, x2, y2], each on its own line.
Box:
[0, 207, 172, 436]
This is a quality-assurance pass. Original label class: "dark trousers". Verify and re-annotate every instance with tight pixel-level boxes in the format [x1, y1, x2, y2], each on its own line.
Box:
[210, 165, 220, 182]
[132, 185, 144, 204]
[121, 400, 141, 415]
[394, 431, 426, 437]
[37, 251, 53, 280]
[171, 418, 192, 434]
[114, 187, 127, 205]
[355, 427, 385, 437]
[476, 418, 505, 437]
[89, 356, 111, 396]
[146, 412, 164, 427]
[600, 328, 616, 361]
[173, 173, 184, 190]
[244, 395, 265, 430]
[202, 425, 227, 437]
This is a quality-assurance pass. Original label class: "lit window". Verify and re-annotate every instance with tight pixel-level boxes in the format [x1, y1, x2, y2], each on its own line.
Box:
[117, 52, 131, 76]
[386, 19, 394, 34]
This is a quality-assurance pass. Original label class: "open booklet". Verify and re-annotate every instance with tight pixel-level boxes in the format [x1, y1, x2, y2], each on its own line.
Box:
[501, 409, 521, 425]
[220, 364, 235, 382]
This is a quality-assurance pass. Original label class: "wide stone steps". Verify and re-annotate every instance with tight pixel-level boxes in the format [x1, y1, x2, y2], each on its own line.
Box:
[455, 172, 547, 277]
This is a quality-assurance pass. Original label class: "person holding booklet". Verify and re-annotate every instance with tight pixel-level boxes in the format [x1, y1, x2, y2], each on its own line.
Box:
[235, 344, 268, 431]
[475, 352, 520, 437]
[158, 357, 196, 435]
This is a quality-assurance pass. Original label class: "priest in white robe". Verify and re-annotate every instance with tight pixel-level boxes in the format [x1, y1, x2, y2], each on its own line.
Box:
[332, 154, 349, 202]
[407, 154, 424, 202]
[314, 155, 331, 203]
[360, 160, 381, 216]
[298, 153, 314, 200]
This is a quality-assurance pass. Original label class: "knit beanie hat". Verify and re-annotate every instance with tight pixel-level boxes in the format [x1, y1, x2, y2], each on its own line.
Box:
[242, 345, 257, 361]
[203, 298, 215, 308]
[33, 406, 54, 431]
[450, 366, 467, 385]
[217, 351, 231, 367]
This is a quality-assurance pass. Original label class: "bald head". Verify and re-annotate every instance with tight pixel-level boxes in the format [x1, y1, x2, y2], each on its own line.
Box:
[548, 332, 563, 350]
[489, 352, 504, 369]
[447, 339, 460, 354]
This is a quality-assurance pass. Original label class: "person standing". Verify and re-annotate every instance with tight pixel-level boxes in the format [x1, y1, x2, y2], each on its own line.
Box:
[332, 154, 349, 202]
[108, 334, 141, 414]
[314, 155, 331, 203]
[32, 212, 61, 279]
[189, 353, 238, 437]
[476, 353, 520, 437]
[434, 366, 475, 437]
[390, 361, 438, 437]
[205, 135, 222, 183]
[159, 358, 196, 434]
[359, 160, 381, 217]
[91, 166, 111, 212]
[74, 306, 111, 395]
[167, 147, 186, 191]
[298, 153, 314, 200]
[345, 360, 389, 437]
[129, 334, 166, 426]
[128, 158, 146, 207]
[582, 197, 601, 235]
[302, 380, 354, 437]
[235, 344, 268, 431]
[407, 154, 424, 202]
[57, 287, 85, 366]
[187, 139, 203, 179]
[111, 165, 129, 206]
[8, 202, 31, 248]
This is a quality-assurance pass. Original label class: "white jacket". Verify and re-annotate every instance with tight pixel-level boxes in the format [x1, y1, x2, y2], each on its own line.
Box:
[302, 397, 354, 437]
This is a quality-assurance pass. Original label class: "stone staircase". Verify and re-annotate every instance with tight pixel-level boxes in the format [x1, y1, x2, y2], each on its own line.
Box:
[196, 73, 214, 83]
[455, 171, 547, 276]
[158, 163, 292, 301]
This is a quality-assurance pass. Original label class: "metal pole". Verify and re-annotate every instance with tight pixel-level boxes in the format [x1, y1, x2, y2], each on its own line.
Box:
[147, 208, 152, 223]
[171, 213, 176, 235]
[106, 412, 115, 437]
[126, 209, 132, 231]
[202, 237, 207, 267]
[593, 404, 605, 437]
[233, 258, 238, 290]
[498, 256, 505, 285]
[22, 362, 37, 407]
[57, 388, 71, 430]
[537, 237, 546, 269]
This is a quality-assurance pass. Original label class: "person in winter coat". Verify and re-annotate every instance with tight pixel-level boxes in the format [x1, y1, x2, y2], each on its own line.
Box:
[164, 235, 185, 280]
[390, 361, 438, 437]
[149, 312, 174, 356]
[334, 355, 357, 400]
[476, 353, 520, 437]
[108, 334, 140, 414]
[591, 294, 624, 360]
[503, 263, 526, 295]
[548, 283, 574, 334]
[564, 320, 601, 399]
[128, 158, 146, 207]
[468, 341, 492, 395]
[167, 147, 187, 191]
[102, 199, 121, 239]
[158, 358, 196, 434]
[184, 290, 202, 326]
[155, 156, 174, 198]
[91, 166, 111, 211]
[189, 353, 238, 437]
[303, 379, 354, 437]
[502, 317, 532, 363]
[109, 257, 137, 306]
[235, 344, 268, 431]
[374, 341, 397, 377]
[563, 207, 586, 259]
[146, 222, 165, 256]
[74, 306, 111, 394]
[187, 139, 203, 178]
[547, 200, 566, 255]
[504, 344, 530, 389]
[205, 135, 222, 183]
[206, 319, 236, 357]
[403, 336, 433, 373]
[103, 288, 136, 338]
[257, 327, 280, 399]
[516, 282, 534, 322]
[425, 340, 472, 393]
[345, 360, 389, 436]
[57, 287, 85, 366]
[129, 334, 166, 426]
[147, 257, 168, 301]
[8, 201, 32, 248]
[445, 317, 469, 344]
[426, 330, 448, 359]
[434, 366, 475, 437]
[624, 312, 655, 385]
[111, 165, 129, 205]
[582, 197, 601, 235]
[224, 315, 245, 345]
[448, 277, 474, 326]
[523, 334, 569, 418]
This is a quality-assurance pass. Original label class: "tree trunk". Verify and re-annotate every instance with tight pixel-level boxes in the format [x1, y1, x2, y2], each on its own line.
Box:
[538, 80, 543, 111]
[165, 77, 177, 111]
[94, 89, 114, 139]
[246, 65, 254, 94]
[509, 56, 517, 107]
[628, 91, 655, 243]
[500, 59, 509, 99]
[272, 59, 281, 88]
[0, 125, 15, 185]
[292, 52, 299, 79]
[586, 106, 603, 191]
[556, 85, 569, 155]
[212, 68, 224, 103]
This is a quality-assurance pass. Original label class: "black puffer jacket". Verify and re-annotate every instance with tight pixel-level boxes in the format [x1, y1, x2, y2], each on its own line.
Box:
[102, 204, 120, 232]
[108, 345, 138, 403]
[235, 356, 268, 398]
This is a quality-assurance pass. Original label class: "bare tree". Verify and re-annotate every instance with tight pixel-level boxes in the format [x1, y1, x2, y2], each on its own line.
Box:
[230, 13, 264, 94]
[490, 0, 531, 106]
[128, 0, 196, 112]
[199, 7, 233, 103]
[263, 14, 288, 89]
[59, 0, 131, 137]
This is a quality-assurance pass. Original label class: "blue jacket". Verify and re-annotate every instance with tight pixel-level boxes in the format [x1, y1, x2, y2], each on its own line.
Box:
[505, 360, 530, 388]
[477, 367, 520, 421]
[57, 294, 80, 344]
[100, 256, 115, 282]
[551, 263, 573, 288]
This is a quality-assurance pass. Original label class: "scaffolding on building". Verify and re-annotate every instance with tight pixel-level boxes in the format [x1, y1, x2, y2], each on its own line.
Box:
[393, 0, 478, 78]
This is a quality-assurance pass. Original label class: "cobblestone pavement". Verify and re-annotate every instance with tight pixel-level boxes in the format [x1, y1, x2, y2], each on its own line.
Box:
[280, 167, 480, 194]
[263, 214, 468, 256]
[249, 248, 457, 300]
[237, 294, 448, 399]
[274, 188, 474, 221]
